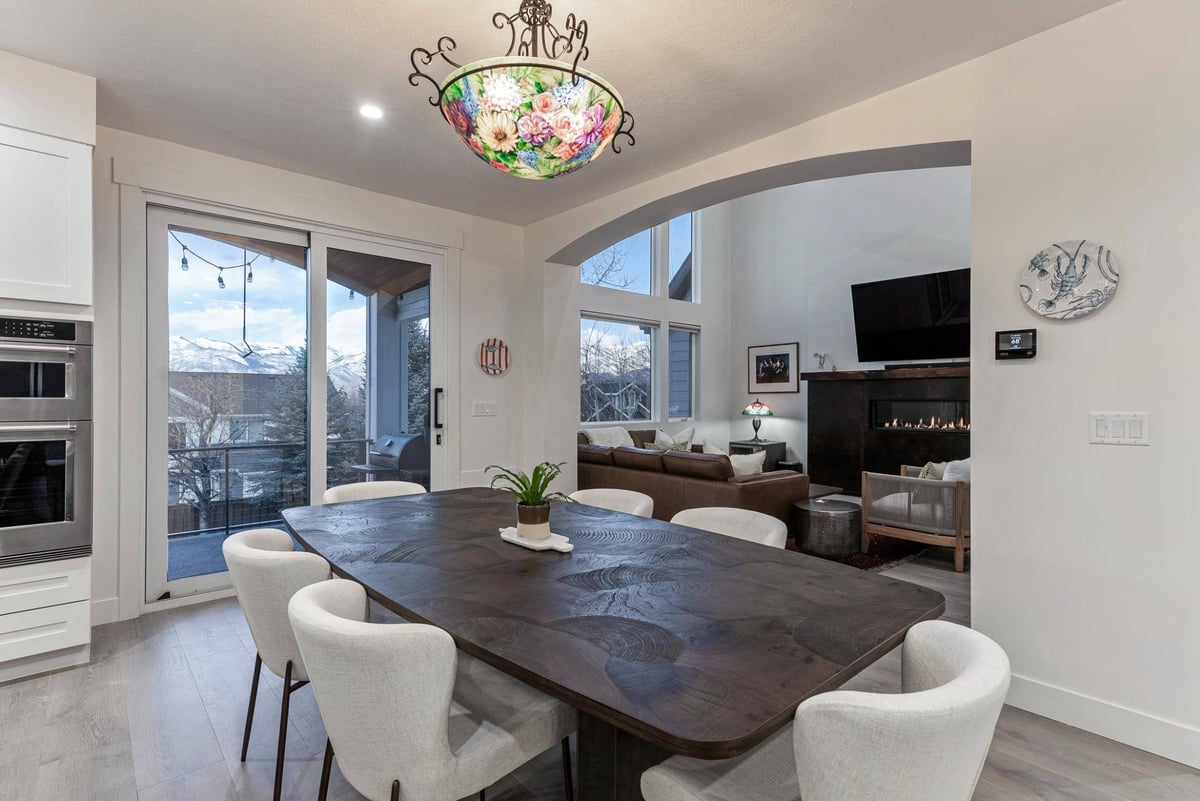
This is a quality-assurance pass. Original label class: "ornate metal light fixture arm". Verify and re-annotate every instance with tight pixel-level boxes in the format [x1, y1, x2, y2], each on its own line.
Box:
[611, 111, 636, 153]
[408, 36, 461, 106]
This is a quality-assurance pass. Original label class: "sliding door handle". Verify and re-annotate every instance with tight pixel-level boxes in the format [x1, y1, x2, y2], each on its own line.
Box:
[434, 388, 445, 429]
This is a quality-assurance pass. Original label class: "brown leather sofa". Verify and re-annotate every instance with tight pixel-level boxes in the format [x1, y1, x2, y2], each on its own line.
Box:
[577, 430, 810, 524]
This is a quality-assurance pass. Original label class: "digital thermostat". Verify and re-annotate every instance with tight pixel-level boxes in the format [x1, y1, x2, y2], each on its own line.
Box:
[996, 329, 1037, 360]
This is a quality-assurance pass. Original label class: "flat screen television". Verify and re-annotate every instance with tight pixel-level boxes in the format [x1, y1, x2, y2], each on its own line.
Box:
[850, 268, 970, 362]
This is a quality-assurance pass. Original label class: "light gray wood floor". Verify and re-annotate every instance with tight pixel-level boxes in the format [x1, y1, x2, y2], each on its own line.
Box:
[2, 553, 1198, 801]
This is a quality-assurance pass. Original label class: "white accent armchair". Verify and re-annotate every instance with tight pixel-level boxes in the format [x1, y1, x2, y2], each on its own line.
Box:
[288, 579, 577, 801]
[671, 507, 788, 549]
[861, 466, 970, 571]
[222, 528, 332, 801]
[323, 480, 427, 504]
[569, 488, 654, 518]
[641, 620, 1010, 801]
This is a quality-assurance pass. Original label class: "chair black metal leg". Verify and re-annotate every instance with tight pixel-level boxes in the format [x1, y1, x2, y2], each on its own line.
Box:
[561, 736, 574, 801]
[391, 779, 401, 801]
[479, 790, 486, 801]
[240, 653, 262, 762]
[273, 660, 294, 801]
[318, 739, 334, 801]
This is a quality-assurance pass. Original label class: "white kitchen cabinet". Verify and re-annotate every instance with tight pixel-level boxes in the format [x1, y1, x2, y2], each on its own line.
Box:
[0, 124, 93, 306]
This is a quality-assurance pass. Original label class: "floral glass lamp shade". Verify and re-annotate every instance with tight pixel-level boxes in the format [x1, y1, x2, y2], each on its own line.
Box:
[409, 0, 635, 180]
[741, 398, 775, 442]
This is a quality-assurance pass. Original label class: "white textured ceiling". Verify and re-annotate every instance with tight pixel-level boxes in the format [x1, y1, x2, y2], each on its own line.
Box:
[0, 0, 1118, 225]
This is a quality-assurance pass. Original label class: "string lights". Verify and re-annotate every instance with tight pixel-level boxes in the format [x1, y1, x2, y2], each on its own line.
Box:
[170, 230, 263, 290]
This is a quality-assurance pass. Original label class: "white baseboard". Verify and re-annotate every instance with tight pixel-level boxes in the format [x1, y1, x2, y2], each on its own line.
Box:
[1008, 673, 1200, 769]
[0, 642, 90, 684]
[91, 596, 121, 626]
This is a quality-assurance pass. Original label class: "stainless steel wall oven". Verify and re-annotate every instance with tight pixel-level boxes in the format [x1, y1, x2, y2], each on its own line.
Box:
[0, 318, 92, 568]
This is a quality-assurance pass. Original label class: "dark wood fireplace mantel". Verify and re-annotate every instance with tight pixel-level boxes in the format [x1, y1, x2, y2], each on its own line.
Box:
[805, 366, 971, 494]
[801, 365, 970, 382]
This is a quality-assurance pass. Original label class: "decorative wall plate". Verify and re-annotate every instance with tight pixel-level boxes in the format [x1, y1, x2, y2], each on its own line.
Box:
[1020, 240, 1120, 320]
[479, 338, 510, 375]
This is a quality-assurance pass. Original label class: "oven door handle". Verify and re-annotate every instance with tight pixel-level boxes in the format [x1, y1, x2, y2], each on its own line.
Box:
[0, 423, 77, 433]
[0, 342, 77, 355]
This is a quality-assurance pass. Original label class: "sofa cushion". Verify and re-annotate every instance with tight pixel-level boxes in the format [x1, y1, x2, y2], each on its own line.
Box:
[943, 458, 971, 483]
[655, 426, 695, 450]
[585, 426, 636, 448]
[577, 444, 614, 465]
[612, 446, 665, 472]
[729, 450, 767, 476]
[627, 429, 656, 449]
[662, 451, 734, 481]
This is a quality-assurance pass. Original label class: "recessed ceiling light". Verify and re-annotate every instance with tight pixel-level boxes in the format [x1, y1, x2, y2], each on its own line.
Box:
[359, 104, 384, 120]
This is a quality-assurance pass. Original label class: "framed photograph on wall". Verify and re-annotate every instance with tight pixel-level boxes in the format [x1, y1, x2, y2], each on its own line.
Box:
[747, 342, 800, 393]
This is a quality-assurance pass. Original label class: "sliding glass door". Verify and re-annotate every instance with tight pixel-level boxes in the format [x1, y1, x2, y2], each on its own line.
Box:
[146, 212, 447, 602]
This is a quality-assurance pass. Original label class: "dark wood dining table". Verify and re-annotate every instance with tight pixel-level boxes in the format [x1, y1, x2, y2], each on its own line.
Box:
[282, 487, 945, 801]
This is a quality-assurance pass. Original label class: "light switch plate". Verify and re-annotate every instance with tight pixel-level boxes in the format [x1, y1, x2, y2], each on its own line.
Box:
[1089, 412, 1150, 446]
[472, 401, 497, 418]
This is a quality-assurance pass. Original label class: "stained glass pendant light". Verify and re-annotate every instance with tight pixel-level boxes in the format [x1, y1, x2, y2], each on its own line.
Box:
[409, 0, 635, 180]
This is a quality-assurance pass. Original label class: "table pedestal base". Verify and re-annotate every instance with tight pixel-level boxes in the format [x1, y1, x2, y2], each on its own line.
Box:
[578, 712, 671, 801]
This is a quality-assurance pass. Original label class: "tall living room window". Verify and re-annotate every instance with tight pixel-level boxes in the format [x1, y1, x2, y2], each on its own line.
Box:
[580, 317, 655, 422]
[579, 211, 702, 425]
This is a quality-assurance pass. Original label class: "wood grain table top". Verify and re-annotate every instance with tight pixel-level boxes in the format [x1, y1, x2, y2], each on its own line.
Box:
[282, 487, 945, 759]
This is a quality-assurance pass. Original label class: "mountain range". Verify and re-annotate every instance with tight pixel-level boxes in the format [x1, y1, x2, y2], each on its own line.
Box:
[169, 337, 365, 394]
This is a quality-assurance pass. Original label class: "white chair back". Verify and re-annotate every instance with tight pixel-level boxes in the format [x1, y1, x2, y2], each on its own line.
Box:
[323, 480, 427, 504]
[222, 528, 330, 680]
[289, 579, 459, 801]
[670, 507, 788, 549]
[570, 488, 654, 518]
[793, 620, 1011, 801]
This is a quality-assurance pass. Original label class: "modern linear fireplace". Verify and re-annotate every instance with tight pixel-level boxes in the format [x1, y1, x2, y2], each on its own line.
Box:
[803, 365, 971, 493]
[872, 399, 970, 432]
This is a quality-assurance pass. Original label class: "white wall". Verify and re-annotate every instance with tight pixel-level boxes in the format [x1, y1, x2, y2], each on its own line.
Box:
[725, 167, 971, 464]
[526, 0, 1200, 768]
[90, 126, 530, 620]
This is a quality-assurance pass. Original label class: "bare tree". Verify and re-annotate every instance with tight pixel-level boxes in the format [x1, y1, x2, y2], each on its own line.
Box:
[168, 373, 242, 531]
[580, 320, 652, 422]
[581, 242, 636, 290]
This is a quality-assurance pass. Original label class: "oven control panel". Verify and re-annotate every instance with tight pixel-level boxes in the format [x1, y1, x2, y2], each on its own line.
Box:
[0, 318, 78, 342]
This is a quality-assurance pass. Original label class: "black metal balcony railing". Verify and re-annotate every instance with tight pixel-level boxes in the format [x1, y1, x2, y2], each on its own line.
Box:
[166, 438, 369, 539]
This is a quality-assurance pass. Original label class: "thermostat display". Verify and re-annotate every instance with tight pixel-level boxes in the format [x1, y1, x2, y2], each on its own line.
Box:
[996, 329, 1036, 360]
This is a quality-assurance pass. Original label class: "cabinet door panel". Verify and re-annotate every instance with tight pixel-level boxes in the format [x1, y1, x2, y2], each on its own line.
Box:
[0, 125, 92, 305]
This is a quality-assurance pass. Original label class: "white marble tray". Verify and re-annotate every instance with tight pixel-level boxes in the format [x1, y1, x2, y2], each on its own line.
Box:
[499, 527, 574, 553]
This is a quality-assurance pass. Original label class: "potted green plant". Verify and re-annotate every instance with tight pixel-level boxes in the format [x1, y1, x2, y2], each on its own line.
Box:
[486, 461, 572, 541]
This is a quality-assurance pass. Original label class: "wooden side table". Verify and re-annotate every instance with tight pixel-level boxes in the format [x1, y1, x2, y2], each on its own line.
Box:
[728, 439, 786, 472]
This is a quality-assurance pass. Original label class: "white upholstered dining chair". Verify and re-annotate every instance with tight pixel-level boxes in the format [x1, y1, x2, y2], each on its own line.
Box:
[289, 578, 578, 801]
[641, 620, 1011, 801]
[670, 507, 788, 549]
[322, 480, 427, 504]
[222, 528, 333, 801]
[569, 488, 654, 518]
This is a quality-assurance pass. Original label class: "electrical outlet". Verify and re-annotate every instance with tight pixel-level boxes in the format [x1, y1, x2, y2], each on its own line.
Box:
[1089, 412, 1150, 446]
[472, 401, 497, 417]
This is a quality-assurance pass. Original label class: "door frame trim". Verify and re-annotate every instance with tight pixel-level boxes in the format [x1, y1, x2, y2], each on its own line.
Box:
[118, 181, 460, 619]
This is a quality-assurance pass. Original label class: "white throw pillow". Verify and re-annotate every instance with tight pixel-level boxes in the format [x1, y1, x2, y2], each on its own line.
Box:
[655, 427, 695, 450]
[585, 426, 635, 448]
[943, 458, 971, 483]
[702, 441, 727, 456]
[729, 450, 766, 476]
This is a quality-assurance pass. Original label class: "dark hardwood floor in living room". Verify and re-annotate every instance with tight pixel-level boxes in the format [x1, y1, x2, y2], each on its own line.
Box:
[1, 554, 1197, 801]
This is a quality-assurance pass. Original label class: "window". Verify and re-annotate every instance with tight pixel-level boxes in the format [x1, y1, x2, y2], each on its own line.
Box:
[578, 212, 701, 424]
[668, 328, 697, 419]
[667, 215, 693, 301]
[580, 317, 654, 422]
[579, 229, 652, 294]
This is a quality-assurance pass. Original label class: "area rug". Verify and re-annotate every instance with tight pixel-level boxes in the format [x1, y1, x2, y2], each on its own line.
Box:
[786, 534, 926, 573]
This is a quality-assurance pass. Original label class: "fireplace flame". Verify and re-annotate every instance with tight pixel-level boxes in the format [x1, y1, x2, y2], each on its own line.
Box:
[880, 415, 971, 431]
